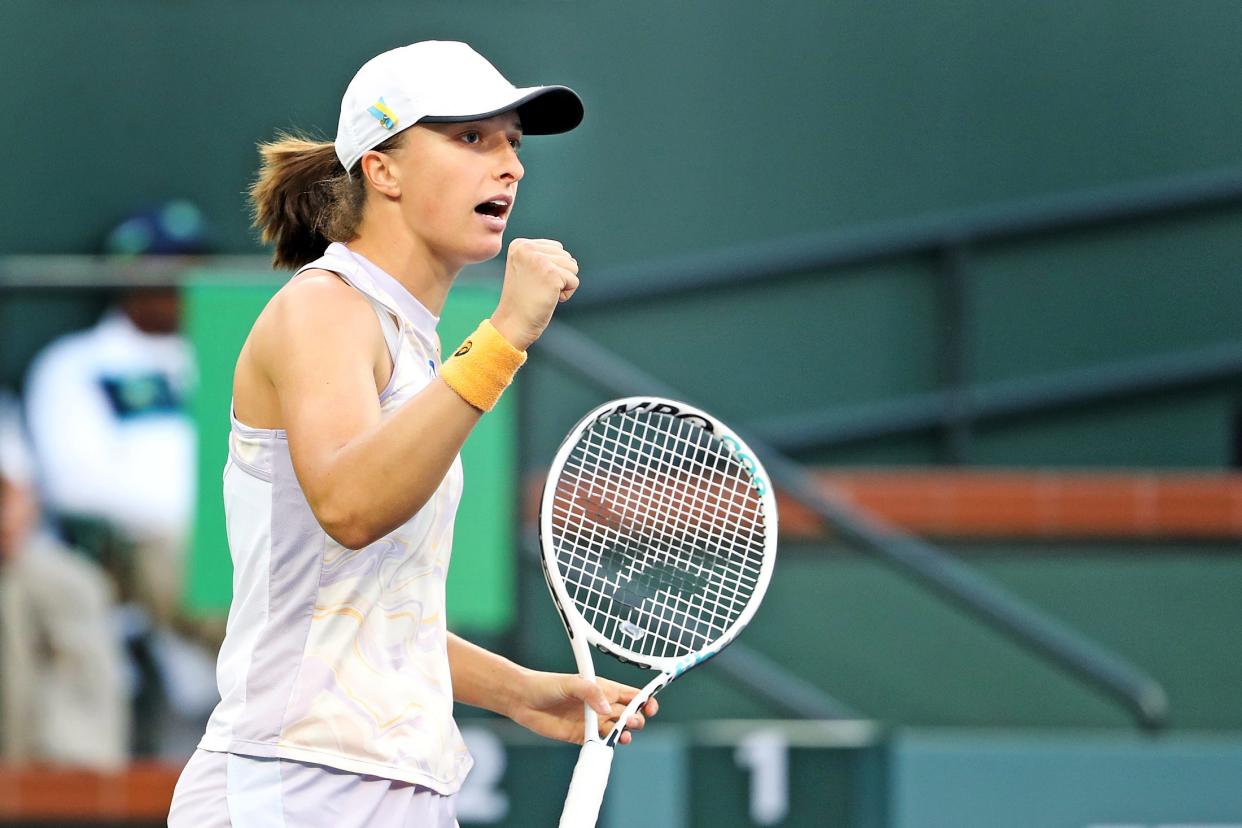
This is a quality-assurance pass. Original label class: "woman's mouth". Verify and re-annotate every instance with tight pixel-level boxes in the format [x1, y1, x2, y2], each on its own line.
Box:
[474, 197, 511, 231]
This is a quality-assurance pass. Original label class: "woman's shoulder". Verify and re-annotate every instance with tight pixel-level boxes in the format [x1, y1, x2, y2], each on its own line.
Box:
[270, 268, 375, 325]
[248, 268, 386, 366]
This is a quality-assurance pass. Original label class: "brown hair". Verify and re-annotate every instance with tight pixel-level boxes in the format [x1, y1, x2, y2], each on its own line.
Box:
[248, 132, 403, 270]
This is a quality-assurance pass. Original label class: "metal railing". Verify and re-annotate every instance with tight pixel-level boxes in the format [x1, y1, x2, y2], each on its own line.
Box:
[751, 340, 1242, 453]
[525, 167, 1242, 729]
[563, 166, 1242, 464]
[566, 166, 1242, 309]
[535, 324, 1169, 730]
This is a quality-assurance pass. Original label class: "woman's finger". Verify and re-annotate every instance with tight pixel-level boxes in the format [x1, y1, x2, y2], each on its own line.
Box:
[607, 694, 657, 719]
[572, 677, 611, 717]
[601, 679, 641, 704]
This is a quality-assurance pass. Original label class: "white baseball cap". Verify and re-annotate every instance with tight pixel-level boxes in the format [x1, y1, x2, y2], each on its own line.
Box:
[335, 40, 584, 171]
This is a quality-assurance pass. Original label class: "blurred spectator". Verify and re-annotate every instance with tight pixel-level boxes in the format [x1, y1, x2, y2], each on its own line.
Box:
[21, 200, 219, 757]
[23, 201, 202, 626]
[0, 389, 129, 769]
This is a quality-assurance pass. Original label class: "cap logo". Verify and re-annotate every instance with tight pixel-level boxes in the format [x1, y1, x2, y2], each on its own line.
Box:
[367, 98, 398, 130]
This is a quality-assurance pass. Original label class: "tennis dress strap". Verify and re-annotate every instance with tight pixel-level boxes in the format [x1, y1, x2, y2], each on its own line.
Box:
[293, 248, 403, 385]
[371, 302, 401, 368]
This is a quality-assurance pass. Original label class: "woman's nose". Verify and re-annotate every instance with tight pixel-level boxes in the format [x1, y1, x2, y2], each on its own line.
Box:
[498, 145, 524, 182]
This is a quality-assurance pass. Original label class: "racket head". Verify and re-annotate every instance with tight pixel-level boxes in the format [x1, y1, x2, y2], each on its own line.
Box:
[539, 397, 778, 674]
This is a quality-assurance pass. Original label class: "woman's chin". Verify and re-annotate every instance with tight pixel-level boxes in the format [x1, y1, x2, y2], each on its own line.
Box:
[433, 236, 505, 272]
[463, 238, 505, 265]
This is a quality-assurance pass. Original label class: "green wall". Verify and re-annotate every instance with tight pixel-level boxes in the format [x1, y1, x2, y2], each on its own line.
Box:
[4, 1, 1241, 466]
[525, 209, 1242, 468]
[517, 543, 1242, 731]
[3, 2, 1241, 733]
[5, 1, 1242, 260]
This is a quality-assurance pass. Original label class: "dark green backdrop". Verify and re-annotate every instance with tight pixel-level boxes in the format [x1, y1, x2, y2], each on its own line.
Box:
[4, 0, 1240, 466]
[5, 1, 1242, 259]
[2, 1, 1240, 733]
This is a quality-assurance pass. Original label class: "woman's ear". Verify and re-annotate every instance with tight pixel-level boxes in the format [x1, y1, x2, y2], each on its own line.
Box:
[360, 150, 402, 198]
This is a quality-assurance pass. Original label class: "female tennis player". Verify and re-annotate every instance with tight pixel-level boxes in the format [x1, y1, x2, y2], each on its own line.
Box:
[168, 41, 656, 827]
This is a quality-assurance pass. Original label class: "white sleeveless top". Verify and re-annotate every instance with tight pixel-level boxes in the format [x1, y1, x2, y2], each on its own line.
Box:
[199, 243, 472, 793]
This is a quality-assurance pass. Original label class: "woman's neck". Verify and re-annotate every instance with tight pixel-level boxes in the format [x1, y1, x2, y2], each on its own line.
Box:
[347, 220, 458, 317]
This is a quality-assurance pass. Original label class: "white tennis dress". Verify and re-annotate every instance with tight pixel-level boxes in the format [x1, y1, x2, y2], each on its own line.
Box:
[171, 243, 471, 827]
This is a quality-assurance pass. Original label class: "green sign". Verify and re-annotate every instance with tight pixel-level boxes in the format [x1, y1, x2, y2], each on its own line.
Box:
[183, 275, 516, 633]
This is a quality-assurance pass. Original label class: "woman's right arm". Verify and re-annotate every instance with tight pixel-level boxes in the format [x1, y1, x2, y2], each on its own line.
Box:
[250, 238, 577, 549]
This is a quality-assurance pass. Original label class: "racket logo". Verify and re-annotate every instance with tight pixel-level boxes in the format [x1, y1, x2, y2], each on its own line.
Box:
[596, 400, 715, 433]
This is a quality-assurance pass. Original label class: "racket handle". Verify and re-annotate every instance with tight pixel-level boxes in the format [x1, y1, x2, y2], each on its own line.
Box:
[558, 740, 615, 828]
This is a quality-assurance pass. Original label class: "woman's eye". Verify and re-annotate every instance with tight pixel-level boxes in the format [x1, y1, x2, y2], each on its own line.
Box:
[462, 132, 481, 145]
[509, 137, 523, 151]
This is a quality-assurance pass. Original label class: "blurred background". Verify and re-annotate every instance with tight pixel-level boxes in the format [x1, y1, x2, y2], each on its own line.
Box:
[2, 1, 1242, 826]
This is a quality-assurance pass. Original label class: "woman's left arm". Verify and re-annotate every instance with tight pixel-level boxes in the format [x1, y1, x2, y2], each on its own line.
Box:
[447, 633, 658, 746]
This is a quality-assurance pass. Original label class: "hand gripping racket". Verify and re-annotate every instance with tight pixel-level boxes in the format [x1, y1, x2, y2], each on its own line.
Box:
[539, 397, 778, 827]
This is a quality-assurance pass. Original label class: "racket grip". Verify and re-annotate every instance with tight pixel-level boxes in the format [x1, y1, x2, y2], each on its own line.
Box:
[558, 740, 615, 828]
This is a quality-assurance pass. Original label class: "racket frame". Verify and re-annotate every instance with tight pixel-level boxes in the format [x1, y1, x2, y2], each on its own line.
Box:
[538, 396, 779, 751]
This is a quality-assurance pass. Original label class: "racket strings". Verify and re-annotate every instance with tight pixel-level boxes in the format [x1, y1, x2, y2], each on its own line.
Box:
[638, 418, 764, 581]
[619, 418, 757, 640]
[550, 411, 768, 660]
[584, 415, 762, 583]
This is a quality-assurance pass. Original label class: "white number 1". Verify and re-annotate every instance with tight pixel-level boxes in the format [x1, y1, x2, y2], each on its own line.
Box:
[734, 729, 790, 825]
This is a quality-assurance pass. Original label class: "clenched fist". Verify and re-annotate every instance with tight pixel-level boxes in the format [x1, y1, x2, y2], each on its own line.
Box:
[490, 238, 580, 351]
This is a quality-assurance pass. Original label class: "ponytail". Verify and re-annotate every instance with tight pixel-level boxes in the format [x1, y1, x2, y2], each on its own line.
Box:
[248, 133, 366, 270]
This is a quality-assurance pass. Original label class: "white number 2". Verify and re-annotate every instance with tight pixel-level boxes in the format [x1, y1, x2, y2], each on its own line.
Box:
[456, 726, 509, 823]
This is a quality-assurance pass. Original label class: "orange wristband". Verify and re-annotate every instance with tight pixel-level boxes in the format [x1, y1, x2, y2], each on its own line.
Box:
[440, 319, 527, 412]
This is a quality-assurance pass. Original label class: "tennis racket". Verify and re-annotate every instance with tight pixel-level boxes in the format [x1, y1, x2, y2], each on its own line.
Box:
[539, 396, 779, 827]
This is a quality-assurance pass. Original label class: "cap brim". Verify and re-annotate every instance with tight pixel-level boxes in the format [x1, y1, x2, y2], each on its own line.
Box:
[420, 85, 584, 135]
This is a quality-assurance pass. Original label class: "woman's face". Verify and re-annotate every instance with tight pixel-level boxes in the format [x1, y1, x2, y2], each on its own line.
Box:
[383, 114, 525, 269]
